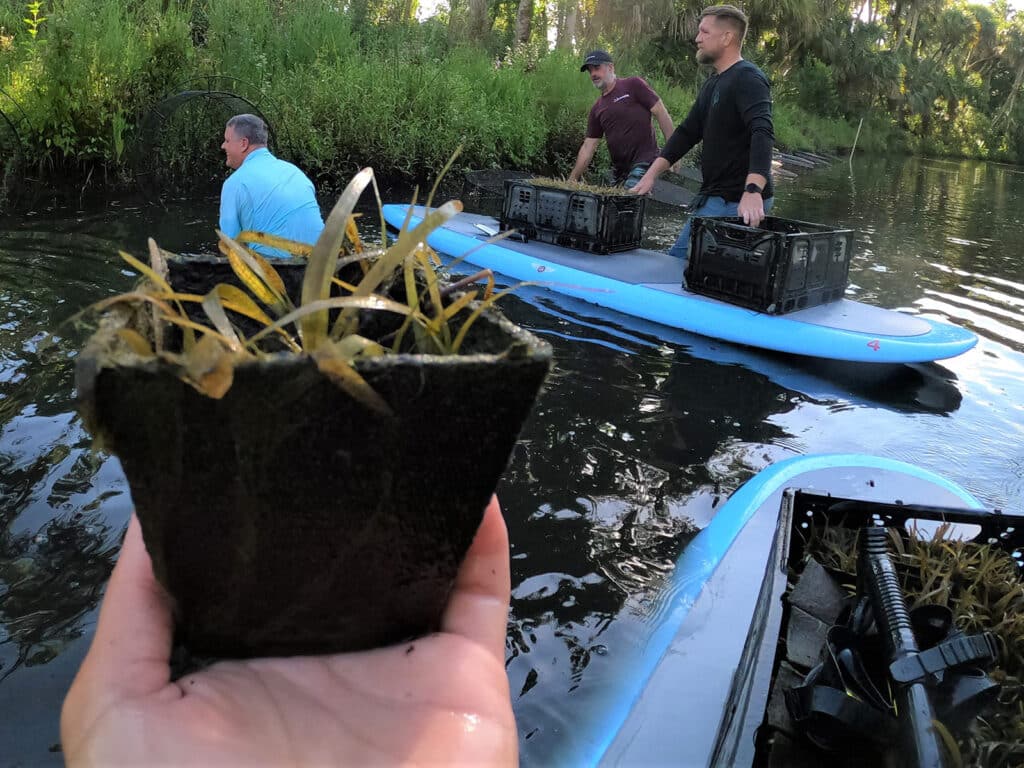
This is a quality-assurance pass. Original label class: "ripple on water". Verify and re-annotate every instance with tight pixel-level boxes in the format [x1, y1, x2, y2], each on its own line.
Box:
[3, 165, 1024, 766]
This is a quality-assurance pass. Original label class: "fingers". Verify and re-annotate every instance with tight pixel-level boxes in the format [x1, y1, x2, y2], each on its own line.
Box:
[442, 496, 511, 663]
[62, 516, 176, 757]
[77, 515, 175, 696]
[739, 203, 764, 227]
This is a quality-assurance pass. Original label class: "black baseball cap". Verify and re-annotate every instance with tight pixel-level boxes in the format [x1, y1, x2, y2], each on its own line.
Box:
[580, 50, 613, 71]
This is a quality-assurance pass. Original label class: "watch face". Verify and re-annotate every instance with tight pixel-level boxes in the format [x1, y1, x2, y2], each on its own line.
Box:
[745, 183, 762, 194]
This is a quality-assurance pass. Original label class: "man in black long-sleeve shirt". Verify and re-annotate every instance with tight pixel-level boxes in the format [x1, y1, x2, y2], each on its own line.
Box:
[633, 5, 774, 277]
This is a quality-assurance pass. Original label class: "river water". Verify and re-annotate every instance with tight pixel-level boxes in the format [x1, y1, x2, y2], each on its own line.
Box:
[1, 156, 1022, 765]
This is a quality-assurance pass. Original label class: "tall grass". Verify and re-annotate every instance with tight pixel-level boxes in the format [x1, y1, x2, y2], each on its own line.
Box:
[775, 100, 860, 152]
[0, 0, 937, 190]
[4, 0, 193, 168]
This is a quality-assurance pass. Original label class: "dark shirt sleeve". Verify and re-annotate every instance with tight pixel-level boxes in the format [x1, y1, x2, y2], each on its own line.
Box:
[632, 77, 659, 111]
[586, 103, 603, 140]
[737, 70, 774, 178]
[659, 98, 702, 165]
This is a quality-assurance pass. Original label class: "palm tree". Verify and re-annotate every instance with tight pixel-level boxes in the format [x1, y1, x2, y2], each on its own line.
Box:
[992, 16, 1024, 132]
[743, 0, 821, 50]
[927, 6, 975, 67]
[964, 3, 1000, 72]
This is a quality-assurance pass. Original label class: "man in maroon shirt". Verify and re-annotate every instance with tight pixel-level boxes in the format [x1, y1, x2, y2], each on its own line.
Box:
[568, 50, 675, 189]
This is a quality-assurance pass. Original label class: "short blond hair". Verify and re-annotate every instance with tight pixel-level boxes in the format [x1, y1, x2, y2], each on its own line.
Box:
[701, 5, 748, 42]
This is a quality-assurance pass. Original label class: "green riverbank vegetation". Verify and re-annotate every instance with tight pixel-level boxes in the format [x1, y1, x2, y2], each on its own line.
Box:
[0, 0, 1023, 194]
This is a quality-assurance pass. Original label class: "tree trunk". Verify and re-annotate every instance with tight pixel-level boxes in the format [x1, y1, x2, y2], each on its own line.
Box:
[467, 0, 489, 41]
[447, 0, 460, 43]
[536, 1, 548, 46]
[515, 0, 533, 44]
[993, 62, 1024, 130]
[555, 0, 576, 51]
[350, 0, 371, 31]
[908, 7, 921, 52]
[891, 0, 905, 49]
[565, 3, 578, 49]
[586, 0, 608, 46]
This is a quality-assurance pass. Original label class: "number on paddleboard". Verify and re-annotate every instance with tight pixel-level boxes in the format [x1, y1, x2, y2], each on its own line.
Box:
[867, 340, 881, 351]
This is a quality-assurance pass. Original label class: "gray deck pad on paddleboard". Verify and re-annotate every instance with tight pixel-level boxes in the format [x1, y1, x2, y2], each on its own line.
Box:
[650, 284, 933, 336]
[430, 209, 934, 338]
[443, 210, 684, 284]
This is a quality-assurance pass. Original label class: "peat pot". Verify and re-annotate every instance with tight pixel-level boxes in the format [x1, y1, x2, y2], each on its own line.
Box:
[75, 255, 552, 659]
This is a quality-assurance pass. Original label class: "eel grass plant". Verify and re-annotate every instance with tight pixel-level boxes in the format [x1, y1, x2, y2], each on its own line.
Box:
[527, 176, 632, 196]
[82, 166, 515, 418]
[805, 524, 1024, 768]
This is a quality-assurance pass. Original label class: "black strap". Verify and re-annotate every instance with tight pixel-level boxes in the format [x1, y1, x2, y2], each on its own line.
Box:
[825, 625, 891, 711]
[889, 632, 999, 684]
[785, 683, 895, 750]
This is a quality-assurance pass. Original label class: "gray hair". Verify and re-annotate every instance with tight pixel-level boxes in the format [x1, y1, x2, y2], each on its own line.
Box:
[226, 114, 268, 145]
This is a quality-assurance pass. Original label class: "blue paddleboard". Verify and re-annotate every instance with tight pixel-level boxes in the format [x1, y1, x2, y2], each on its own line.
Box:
[382, 205, 977, 364]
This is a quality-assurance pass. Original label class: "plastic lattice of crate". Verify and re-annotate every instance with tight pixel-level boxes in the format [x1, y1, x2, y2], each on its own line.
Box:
[500, 179, 645, 254]
[686, 216, 854, 314]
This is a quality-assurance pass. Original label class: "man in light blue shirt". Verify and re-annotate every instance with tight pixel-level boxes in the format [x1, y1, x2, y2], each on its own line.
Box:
[219, 114, 324, 257]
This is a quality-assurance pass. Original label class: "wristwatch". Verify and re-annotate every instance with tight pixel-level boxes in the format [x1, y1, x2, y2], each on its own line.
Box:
[744, 182, 763, 195]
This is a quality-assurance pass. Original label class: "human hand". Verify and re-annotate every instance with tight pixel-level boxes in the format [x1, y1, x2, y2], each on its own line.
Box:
[738, 192, 766, 227]
[631, 173, 655, 196]
[61, 499, 517, 767]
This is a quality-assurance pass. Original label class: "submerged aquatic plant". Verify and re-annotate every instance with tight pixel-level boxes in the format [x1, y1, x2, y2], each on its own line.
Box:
[78, 166, 510, 415]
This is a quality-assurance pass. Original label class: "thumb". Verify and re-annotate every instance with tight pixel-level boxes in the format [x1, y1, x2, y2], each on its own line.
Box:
[62, 515, 175, 756]
[441, 497, 510, 664]
[69, 515, 175, 698]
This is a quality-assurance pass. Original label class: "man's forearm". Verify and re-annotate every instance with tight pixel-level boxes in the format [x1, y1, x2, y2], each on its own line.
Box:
[747, 119, 774, 180]
[568, 161, 589, 182]
[651, 101, 675, 144]
[647, 157, 671, 178]
[660, 124, 698, 167]
[568, 147, 594, 182]
[630, 156, 671, 196]
[658, 115, 674, 144]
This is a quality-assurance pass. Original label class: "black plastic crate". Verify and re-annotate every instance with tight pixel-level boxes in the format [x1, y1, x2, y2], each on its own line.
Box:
[713, 491, 1024, 768]
[686, 216, 854, 314]
[461, 169, 533, 219]
[499, 179, 645, 254]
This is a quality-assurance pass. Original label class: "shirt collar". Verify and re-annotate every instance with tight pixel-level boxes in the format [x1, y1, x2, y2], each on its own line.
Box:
[242, 147, 271, 165]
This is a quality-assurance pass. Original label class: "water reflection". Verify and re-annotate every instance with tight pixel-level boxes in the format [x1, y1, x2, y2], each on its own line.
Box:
[497, 297, 802, 762]
[0, 506, 117, 683]
[0, 213, 140, 762]
[1, 157, 1023, 766]
[505, 286, 965, 417]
